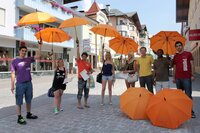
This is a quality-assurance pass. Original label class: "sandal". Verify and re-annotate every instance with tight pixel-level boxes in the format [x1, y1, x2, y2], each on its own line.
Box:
[77, 106, 84, 109]
[84, 105, 90, 108]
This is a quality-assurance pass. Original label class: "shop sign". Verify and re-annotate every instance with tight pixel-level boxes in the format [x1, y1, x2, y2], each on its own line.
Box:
[189, 29, 200, 41]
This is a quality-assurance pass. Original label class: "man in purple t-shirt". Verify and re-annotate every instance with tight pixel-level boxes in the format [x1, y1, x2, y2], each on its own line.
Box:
[11, 44, 41, 125]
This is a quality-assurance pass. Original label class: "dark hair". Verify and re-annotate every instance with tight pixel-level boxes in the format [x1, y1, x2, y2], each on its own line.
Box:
[175, 41, 183, 47]
[157, 49, 164, 54]
[81, 52, 88, 57]
[19, 46, 27, 51]
[140, 47, 146, 51]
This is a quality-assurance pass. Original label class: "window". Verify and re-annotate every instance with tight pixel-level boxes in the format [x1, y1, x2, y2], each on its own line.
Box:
[119, 31, 127, 37]
[0, 8, 5, 26]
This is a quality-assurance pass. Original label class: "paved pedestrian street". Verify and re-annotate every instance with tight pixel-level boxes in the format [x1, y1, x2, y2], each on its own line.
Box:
[0, 72, 200, 133]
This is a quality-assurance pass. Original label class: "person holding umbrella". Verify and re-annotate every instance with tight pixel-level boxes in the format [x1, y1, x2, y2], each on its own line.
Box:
[173, 41, 196, 118]
[11, 43, 42, 125]
[52, 59, 68, 114]
[137, 47, 154, 94]
[153, 49, 171, 93]
[76, 44, 93, 109]
[101, 51, 115, 105]
[123, 52, 137, 89]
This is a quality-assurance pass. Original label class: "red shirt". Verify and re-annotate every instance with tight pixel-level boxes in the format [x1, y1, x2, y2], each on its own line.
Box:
[173, 51, 193, 79]
[76, 58, 92, 78]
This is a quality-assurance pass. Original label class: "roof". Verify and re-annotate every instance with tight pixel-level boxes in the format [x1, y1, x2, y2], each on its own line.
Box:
[109, 9, 127, 17]
[176, 0, 190, 22]
[86, 1, 100, 15]
[126, 12, 142, 31]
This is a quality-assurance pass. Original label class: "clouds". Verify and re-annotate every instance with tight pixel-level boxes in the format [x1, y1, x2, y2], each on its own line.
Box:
[81, 0, 104, 11]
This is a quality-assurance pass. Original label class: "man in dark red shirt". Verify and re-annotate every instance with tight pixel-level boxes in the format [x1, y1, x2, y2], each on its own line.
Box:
[173, 41, 196, 118]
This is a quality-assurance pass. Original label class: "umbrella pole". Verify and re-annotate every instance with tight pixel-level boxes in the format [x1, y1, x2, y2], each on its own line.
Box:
[74, 26, 79, 46]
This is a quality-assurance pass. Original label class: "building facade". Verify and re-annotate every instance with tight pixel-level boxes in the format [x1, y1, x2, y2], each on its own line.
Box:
[176, 0, 200, 74]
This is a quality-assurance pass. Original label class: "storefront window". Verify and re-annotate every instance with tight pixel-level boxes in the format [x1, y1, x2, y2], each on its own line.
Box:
[0, 47, 14, 72]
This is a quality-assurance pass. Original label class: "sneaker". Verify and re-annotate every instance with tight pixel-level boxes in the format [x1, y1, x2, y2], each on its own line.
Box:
[54, 108, 59, 115]
[26, 113, 38, 119]
[192, 112, 196, 118]
[59, 108, 63, 112]
[17, 116, 26, 125]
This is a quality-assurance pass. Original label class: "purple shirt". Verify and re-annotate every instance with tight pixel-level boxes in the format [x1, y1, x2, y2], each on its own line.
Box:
[11, 57, 35, 83]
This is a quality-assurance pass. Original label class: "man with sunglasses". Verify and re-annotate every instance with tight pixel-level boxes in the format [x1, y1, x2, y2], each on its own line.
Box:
[11, 43, 42, 124]
[173, 41, 196, 118]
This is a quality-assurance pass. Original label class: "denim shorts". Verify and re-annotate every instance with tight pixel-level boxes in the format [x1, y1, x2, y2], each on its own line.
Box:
[102, 75, 113, 81]
[15, 81, 33, 105]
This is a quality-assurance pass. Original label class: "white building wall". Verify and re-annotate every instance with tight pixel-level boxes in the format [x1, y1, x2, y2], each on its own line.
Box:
[0, 0, 17, 38]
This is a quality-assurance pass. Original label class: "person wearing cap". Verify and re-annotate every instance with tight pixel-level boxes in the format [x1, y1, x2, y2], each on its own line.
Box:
[76, 44, 94, 109]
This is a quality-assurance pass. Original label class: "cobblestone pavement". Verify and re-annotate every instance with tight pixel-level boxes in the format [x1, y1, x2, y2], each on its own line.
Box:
[0, 72, 200, 133]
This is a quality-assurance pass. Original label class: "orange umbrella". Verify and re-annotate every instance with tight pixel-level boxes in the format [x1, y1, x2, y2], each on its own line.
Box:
[35, 28, 71, 54]
[120, 87, 153, 120]
[59, 17, 90, 45]
[146, 89, 192, 129]
[35, 28, 71, 43]
[90, 24, 120, 37]
[109, 36, 138, 55]
[18, 12, 57, 26]
[150, 31, 186, 55]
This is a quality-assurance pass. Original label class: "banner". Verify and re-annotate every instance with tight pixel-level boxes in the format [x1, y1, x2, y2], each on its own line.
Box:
[189, 29, 200, 41]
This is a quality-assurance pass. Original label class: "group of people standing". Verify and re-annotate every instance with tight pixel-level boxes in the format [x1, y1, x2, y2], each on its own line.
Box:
[10, 40, 196, 125]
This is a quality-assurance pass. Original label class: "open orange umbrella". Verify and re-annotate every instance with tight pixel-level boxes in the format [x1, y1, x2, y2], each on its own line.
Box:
[35, 28, 71, 43]
[35, 28, 71, 54]
[109, 36, 138, 55]
[146, 89, 192, 129]
[90, 24, 120, 37]
[150, 31, 186, 55]
[18, 12, 57, 26]
[120, 87, 153, 120]
[59, 17, 90, 45]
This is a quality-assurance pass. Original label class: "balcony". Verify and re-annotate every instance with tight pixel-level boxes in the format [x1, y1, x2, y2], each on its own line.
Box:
[116, 24, 128, 31]
[16, 0, 72, 21]
[15, 27, 74, 48]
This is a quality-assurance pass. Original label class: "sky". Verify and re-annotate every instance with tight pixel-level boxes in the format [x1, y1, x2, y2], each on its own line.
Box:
[65, 0, 181, 36]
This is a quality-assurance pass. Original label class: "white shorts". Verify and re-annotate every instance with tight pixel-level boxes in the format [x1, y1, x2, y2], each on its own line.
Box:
[155, 81, 169, 93]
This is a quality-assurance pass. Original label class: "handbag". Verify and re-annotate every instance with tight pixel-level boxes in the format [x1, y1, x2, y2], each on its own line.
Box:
[96, 62, 104, 84]
[127, 73, 138, 83]
[96, 73, 102, 84]
[86, 75, 95, 88]
[47, 87, 54, 97]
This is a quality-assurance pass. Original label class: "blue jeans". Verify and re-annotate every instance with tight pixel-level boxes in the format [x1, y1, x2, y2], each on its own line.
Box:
[77, 78, 89, 100]
[176, 78, 192, 99]
[15, 81, 33, 105]
[139, 75, 154, 93]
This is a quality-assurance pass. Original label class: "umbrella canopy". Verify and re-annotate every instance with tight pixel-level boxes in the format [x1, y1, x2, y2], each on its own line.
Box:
[59, 17, 90, 45]
[146, 89, 192, 129]
[150, 31, 186, 55]
[34, 28, 71, 43]
[109, 36, 139, 55]
[90, 24, 120, 37]
[120, 87, 153, 120]
[59, 17, 90, 28]
[18, 12, 57, 26]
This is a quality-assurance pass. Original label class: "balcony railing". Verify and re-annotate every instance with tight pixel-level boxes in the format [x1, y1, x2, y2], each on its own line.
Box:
[116, 24, 128, 31]
[16, 0, 73, 21]
[15, 27, 74, 48]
